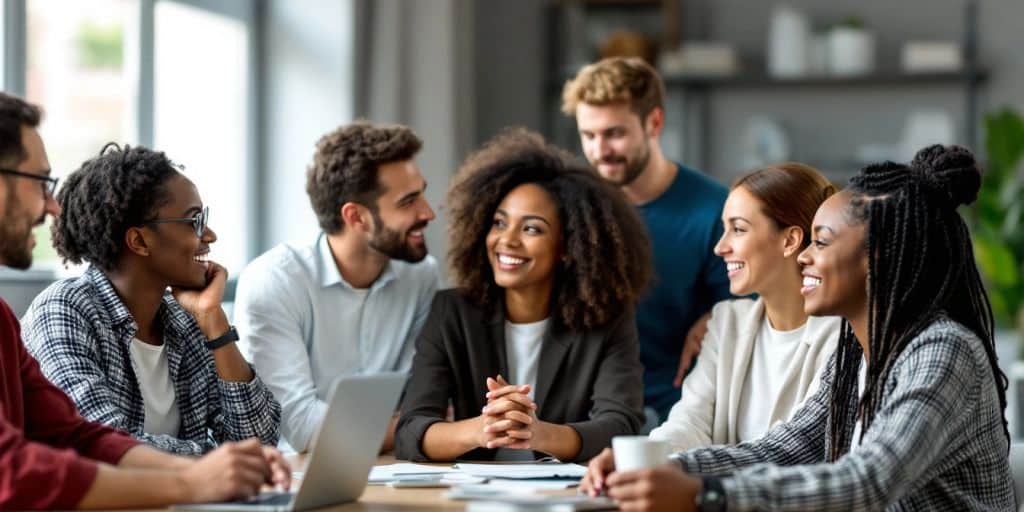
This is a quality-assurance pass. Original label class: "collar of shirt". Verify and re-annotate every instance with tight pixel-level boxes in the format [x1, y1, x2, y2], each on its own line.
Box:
[84, 266, 197, 346]
[316, 232, 396, 292]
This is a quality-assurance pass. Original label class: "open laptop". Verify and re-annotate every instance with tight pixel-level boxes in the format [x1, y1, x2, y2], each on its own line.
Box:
[173, 372, 406, 511]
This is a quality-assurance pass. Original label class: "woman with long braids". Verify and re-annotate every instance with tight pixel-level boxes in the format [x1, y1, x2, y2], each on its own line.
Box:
[582, 144, 1014, 511]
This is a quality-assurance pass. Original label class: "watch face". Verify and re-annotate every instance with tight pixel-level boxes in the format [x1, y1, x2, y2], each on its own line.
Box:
[697, 480, 726, 512]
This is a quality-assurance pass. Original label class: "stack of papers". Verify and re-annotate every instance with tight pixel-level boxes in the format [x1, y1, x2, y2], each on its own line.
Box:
[369, 461, 587, 493]
[464, 495, 616, 512]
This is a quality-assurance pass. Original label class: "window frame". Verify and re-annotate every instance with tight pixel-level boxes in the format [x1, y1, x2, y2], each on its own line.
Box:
[0, 0, 261, 284]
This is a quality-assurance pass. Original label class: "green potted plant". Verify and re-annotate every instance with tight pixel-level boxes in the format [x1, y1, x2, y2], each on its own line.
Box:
[973, 107, 1024, 351]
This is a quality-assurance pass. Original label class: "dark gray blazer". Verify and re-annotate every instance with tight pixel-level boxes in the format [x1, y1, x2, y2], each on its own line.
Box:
[395, 289, 645, 462]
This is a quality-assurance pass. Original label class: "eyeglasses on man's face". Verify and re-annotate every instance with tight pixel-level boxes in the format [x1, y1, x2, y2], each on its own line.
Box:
[144, 206, 209, 238]
[0, 168, 59, 198]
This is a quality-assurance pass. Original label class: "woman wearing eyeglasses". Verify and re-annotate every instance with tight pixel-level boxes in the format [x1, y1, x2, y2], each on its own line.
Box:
[21, 143, 282, 456]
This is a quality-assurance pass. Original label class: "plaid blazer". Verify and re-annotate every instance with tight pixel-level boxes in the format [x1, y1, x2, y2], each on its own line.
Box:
[673, 315, 1014, 511]
[22, 266, 280, 455]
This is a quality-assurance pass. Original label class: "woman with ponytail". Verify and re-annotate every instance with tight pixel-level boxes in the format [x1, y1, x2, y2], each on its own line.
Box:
[582, 145, 1014, 511]
[649, 163, 840, 451]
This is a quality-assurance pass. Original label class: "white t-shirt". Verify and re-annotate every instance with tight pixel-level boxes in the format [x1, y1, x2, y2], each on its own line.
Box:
[504, 318, 550, 399]
[129, 338, 181, 436]
[851, 357, 869, 450]
[736, 318, 807, 442]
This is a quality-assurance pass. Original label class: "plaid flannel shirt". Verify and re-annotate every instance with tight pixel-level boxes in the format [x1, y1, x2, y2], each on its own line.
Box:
[22, 266, 280, 455]
[672, 315, 1014, 511]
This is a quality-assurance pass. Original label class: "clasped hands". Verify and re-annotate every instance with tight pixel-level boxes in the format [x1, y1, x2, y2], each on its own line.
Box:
[476, 375, 538, 450]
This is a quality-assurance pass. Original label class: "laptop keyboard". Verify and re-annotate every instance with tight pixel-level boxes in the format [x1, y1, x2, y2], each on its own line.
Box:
[244, 492, 295, 506]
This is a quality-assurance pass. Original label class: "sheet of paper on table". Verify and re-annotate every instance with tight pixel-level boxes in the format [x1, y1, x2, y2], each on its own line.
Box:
[368, 462, 456, 483]
[462, 494, 616, 511]
[484, 479, 579, 491]
[453, 463, 587, 480]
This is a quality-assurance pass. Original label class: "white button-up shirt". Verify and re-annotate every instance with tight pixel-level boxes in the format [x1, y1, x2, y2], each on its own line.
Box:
[234, 233, 440, 451]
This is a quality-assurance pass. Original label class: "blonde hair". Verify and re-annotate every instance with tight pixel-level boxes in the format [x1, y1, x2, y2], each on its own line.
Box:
[560, 57, 665, 119]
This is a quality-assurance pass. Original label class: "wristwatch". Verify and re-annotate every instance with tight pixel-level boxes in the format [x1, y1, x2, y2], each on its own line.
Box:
[205, 325, 239, 351]
[695, 476, 727, 512]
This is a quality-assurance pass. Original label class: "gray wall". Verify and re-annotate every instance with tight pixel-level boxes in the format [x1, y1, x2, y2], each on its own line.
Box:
[361, 0, 473, 264]
[472, 0, 547, 148]
[0, 272, 51, 317]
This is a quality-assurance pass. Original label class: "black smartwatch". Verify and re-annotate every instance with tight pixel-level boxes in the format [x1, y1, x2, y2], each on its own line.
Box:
[695, 476, 727, 512]
[205, 325, 239, 351]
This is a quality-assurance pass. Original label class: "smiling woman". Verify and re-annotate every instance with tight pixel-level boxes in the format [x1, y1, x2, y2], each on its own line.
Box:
[20, 142, 281, 456]
[584, 146, 1015, 511]
[395, 128, 652, 463]
[648, 162, 840, 452]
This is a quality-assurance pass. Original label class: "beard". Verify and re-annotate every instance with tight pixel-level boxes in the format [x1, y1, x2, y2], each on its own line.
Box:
[593, 142, 651, 187]
[367, 210, 429, 263]
[0, 187, 36, 270]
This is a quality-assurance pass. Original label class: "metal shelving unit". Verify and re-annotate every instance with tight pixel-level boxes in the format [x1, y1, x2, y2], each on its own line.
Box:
[545, 0, 987, 172]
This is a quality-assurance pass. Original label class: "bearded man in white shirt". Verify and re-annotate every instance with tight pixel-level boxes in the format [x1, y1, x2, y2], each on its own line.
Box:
[234, 121, 441, 453]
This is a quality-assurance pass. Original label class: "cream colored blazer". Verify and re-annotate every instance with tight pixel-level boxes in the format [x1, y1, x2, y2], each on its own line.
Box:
[649, 297, 840, 451]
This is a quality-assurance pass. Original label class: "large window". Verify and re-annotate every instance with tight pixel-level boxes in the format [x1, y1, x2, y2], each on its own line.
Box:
[25, 0, 138, 271]
[13, 0, 255, 275]
[155, 1, 250, 273]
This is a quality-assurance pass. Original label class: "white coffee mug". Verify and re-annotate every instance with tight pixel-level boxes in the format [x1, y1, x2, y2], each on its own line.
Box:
[612, 436, 671, 472]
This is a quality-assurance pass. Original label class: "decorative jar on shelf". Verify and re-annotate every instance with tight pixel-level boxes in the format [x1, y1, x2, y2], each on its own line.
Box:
[767, 5, 810, 78]
[828, 23, 875, 76]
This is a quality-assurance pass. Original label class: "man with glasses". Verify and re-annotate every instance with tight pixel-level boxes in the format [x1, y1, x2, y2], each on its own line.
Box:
[235, 121, 440, 453]
[0, 92, 289, 508]
[0, 161, 57, 269]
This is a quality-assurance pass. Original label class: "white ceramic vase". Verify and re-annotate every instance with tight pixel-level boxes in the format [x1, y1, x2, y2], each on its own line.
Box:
[768, 6, 810, 78]
[829, 27, 875, 76]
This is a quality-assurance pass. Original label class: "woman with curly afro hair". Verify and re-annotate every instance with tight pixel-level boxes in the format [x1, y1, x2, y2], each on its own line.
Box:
[395, 128, 651, 463]
[21, 143, 286, 464]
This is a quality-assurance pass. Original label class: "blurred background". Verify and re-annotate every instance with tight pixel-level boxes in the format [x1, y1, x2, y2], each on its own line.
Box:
[1, 0, 1023, 429]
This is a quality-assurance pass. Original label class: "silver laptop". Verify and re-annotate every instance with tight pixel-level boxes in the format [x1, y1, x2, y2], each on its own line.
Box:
[173, 373, 406, 511]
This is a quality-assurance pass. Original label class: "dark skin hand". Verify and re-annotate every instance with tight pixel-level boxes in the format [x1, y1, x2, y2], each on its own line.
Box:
[482, 375, 536, 449]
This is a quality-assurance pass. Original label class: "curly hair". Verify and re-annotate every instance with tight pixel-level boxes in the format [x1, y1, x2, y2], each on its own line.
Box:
[52, 143, 180, 271]
[306, 121, 423, 234]
[447, 128, 652, 330]
[561, 57, 665, 119]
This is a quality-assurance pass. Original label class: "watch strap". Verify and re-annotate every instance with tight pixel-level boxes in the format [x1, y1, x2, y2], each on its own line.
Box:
[695, 476, 727, 512]
[205, 325, 239, 351]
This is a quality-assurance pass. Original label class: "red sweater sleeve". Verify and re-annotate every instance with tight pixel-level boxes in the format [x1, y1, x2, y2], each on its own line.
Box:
[0, 413, 101, 509]
[0, 300, 139, 509]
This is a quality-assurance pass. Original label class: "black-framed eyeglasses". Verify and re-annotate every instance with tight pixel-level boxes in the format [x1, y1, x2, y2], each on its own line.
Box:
[144, 206, 209, 237]
[0, 168, 59, 197]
